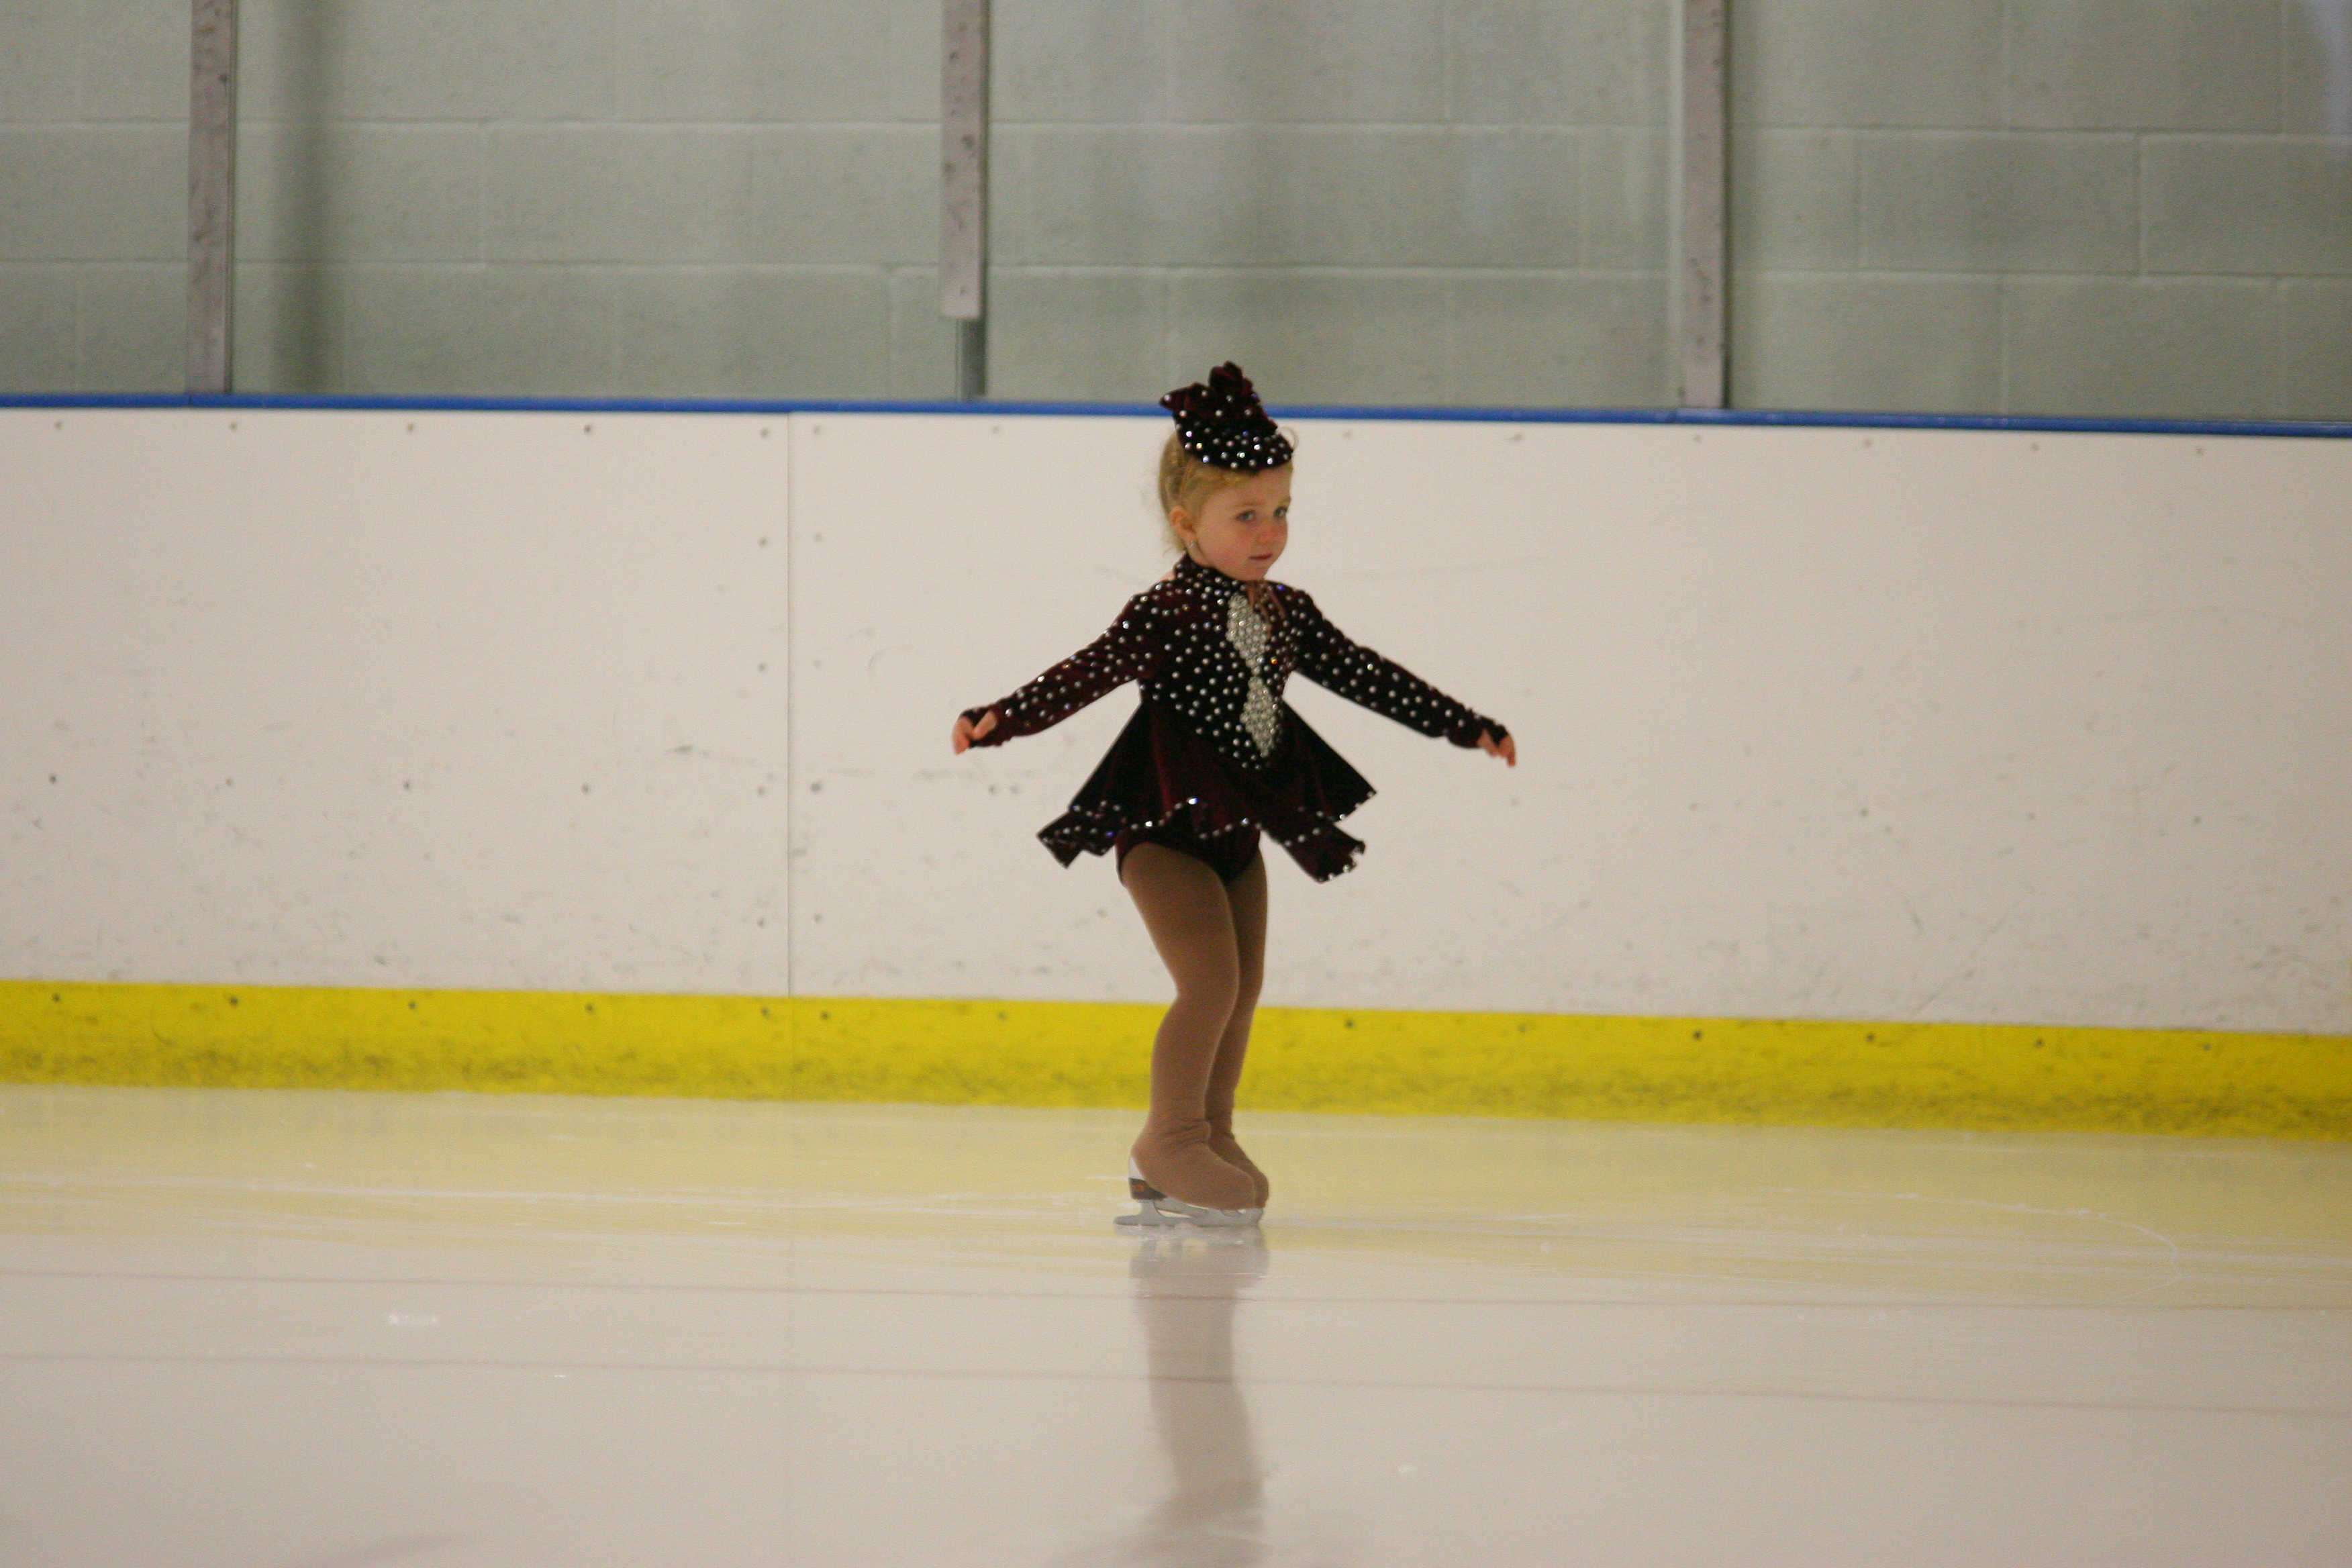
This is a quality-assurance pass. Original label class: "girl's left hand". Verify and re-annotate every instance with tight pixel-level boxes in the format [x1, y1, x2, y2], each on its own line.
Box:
[1479, 730, 1517, 767]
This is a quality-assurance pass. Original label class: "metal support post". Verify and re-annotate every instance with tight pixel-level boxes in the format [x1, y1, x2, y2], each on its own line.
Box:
[941, 0, 989, 399]
[1678, 0, 1728, 409]
[189, 0, 238, 395]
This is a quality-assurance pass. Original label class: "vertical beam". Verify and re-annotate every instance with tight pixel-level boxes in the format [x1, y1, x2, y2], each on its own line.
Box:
[188, 0, 238, 395]
[954, 315, 987, 402]
[941, 0, 989, 399]
[1678, 0, 1727, 409]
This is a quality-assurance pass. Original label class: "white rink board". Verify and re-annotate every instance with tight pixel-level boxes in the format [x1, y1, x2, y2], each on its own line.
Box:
[793, 413, 2352, 1032]
[6, 407, 2350, 1032]
[1, 409, 795, 994]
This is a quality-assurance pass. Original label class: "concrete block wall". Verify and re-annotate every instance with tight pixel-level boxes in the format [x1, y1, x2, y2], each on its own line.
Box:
[0, 0, 191, 392]
[0, 0, 1674, 407]
[3, 1, 2344, 418]
[1731, 0, 2352, 419]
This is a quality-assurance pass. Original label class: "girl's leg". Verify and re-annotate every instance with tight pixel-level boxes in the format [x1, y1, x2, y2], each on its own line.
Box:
[1205, 848, 1271, 1206]
[1120, 841, 1259, 1210]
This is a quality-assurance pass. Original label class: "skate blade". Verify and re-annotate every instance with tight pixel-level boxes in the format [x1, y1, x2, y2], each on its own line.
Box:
[1116, 1196, 1263, 1229]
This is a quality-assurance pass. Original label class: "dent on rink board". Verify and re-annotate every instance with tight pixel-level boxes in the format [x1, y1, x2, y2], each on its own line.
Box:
[2, 401, 2347, 1136]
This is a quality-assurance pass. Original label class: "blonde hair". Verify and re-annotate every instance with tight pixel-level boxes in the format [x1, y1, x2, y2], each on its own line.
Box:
[1155, 432, 1293, 555]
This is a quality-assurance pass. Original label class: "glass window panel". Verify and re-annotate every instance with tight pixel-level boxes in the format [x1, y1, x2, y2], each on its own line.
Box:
[24, 1, 2345, 418]
[0, 0, 188, 394]
[984, 0, 1678, 408]
[1727, 0, 2352, 422]
[0, 3, 1673, 408]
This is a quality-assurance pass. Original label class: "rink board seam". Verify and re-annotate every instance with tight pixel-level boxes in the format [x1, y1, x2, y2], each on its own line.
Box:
[9, 393, 2351, 441]
[3, 981, 2345, 1140]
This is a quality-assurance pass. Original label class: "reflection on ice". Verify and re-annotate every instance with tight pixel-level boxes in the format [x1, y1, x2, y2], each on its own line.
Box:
[1120, 1231, 1271, 1568]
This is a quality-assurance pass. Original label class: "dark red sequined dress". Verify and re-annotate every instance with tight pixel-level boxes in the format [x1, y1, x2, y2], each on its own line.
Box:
[964, 555, 1507, 883]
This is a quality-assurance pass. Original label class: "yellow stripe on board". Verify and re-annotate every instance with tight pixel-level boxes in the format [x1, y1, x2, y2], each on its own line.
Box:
[3, 980, 2345, 1140]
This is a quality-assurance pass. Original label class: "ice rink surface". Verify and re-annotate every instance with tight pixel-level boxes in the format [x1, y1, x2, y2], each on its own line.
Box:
[2, 1085, 2346, 1567]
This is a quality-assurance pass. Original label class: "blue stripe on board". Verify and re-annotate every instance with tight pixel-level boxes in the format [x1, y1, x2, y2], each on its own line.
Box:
[5, 390, 2349, 440]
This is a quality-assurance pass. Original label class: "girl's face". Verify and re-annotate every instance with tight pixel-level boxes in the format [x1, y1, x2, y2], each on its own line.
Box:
[1174, 466, 1291, 581]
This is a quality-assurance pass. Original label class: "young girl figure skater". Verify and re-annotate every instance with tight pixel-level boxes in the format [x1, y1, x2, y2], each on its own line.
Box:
[952, 364, 1516, 1225]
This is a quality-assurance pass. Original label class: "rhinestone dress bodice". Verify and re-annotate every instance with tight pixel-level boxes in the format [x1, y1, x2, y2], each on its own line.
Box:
[1224, 591, 1280, 758]
[964, 554, 1506, 881]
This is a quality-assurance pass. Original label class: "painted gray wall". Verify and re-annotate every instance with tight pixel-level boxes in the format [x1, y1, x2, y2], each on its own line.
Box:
[1, 0, 2344, 418]
[1730, 0, 2352, 418]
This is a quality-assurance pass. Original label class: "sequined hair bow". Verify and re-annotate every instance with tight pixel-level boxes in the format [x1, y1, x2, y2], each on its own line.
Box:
[1160, 362, 1294, 473]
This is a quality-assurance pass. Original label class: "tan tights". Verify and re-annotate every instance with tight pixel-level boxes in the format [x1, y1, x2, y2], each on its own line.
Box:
[1119, 840, 1271, 1211]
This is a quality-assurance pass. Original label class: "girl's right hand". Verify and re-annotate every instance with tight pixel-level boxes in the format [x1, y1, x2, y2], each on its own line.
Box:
[952, 709, 999, 754]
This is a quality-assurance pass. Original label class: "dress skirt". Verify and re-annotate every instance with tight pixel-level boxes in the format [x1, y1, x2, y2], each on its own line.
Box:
[1038, 701, 1375, 883]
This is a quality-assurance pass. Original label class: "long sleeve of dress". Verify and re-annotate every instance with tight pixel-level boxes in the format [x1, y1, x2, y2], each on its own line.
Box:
[1287, 588, 1506, 748]
[963, 593, 1170, 746]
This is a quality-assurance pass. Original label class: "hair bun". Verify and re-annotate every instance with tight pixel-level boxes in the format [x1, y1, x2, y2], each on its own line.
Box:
[1159, 362, 1293, 473]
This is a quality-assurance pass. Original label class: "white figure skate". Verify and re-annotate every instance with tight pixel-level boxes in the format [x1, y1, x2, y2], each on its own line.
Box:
[1115, 1159, 1263, 1229]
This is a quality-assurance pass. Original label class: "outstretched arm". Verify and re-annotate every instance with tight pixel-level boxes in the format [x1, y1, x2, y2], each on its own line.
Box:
[1289, 588, 1514, 763]
[952, 593, 1169, 752]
